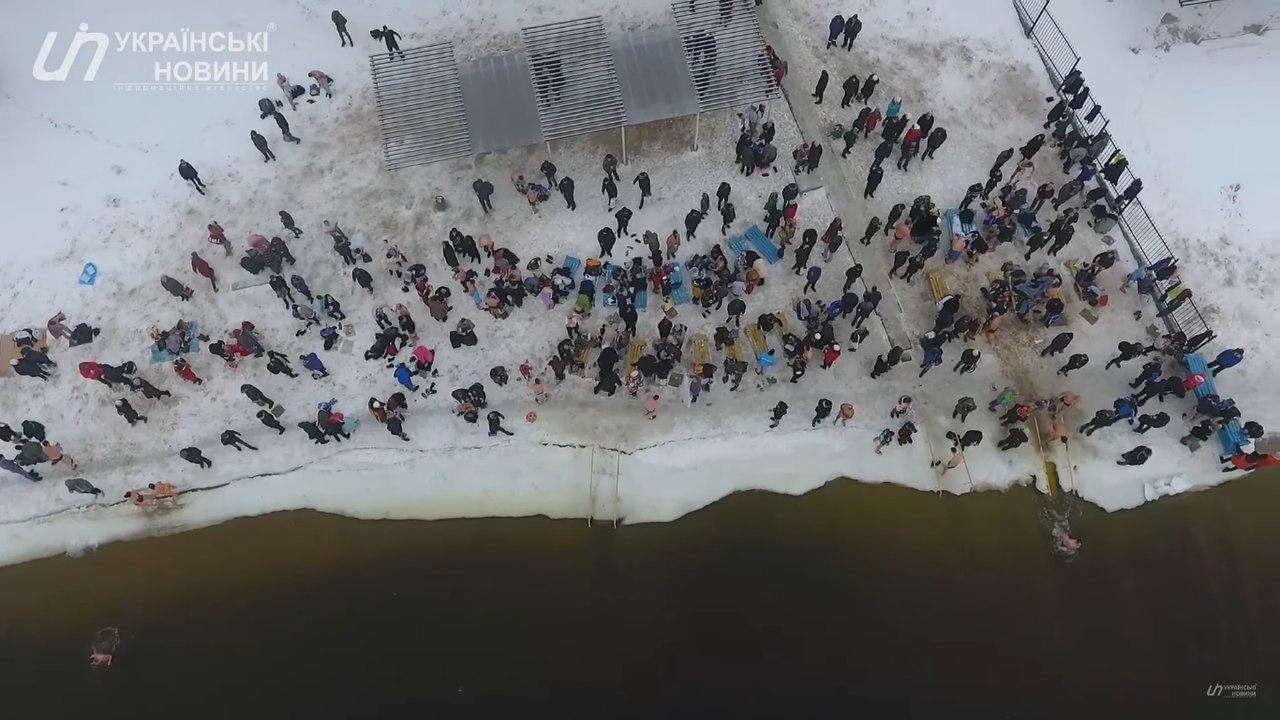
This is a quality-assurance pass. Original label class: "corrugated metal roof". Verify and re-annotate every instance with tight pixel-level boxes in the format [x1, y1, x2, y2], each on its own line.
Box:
[458, 52, 545, 154]
[370, 42, 472, 170]
[671, 0, 779, 113]
[610, 27, 701, 125]
[521, 16, 627, 142]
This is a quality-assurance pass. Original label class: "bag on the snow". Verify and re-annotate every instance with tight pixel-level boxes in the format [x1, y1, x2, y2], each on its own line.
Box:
[290, 84, 306, 99]
[309, 84, 320, 96]
[370, 29, 384, 40]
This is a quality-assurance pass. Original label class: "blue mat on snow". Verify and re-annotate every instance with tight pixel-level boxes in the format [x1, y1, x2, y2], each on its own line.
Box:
[670, 263, 692, 305]
[634, 288, 648, 310]
[1184, 353, 1248, 456]
[744, 225, 781, 264]
[943, 209, 974, 237]
[562, 255, 581, 278]
[149, 322, 201, 364]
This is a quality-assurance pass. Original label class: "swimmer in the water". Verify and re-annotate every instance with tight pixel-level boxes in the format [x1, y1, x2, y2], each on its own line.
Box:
[89, 651, 113, 666]
[1052, 526, 1082, 555]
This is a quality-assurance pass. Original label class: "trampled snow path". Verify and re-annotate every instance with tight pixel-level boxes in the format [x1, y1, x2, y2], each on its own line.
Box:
[0, 0, 1265, 566]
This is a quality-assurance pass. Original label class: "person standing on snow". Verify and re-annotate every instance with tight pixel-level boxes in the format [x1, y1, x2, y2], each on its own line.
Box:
[720, 201, 736, 235]
[812, 399, 833, 427]
[487, 410, 514, 436]
[257, 409, 287, 435]
[250, 130, 275, 162]
[826, 15, 845, 49]
[471, 178, 495, 213]
[841, 14, 862, 50]
[633, 171, 652, 209]
[178, 160, 206, 195]
[180, 446, 212, 469]
[270, 110, 301, 144]
[331, 10, 354, 46]
[812, 70, 829, 104]
[189, 252, 217, 292]
[279, 210, 303, 238]
[221, 429, 258, 452]
[769, 401, 789, 428]
[160, 275, 194, 301]
[378, 25, 404, 60]
[558, 176, 576, 210]
[601, 175, 618, 210]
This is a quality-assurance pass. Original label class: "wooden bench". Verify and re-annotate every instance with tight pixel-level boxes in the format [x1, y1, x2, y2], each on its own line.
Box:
[689, 333, 710, 369]
[928, 271, 948, 302]
[626, 338, 647, 374]
[728, 340, 744, 363]
[744, 324, 769, 356]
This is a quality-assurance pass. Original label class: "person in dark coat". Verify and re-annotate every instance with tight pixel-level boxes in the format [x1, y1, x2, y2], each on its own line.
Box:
[720, 202, 736, 235]
[220, 429, 258, 451]
[685, 209, 703, 239]
[558, 176, 576, 210]
[864, 165, 883, 198]
[615, 206, 634, 237]
[331, 10, 353, 46]
[472, 178, 494, 213]
[298, 421, 329, 444]
[1117, 445, 1151, 466]
[114, 398, 147, 425]
[241, 383, 275, 408]
[812, 70, 829, 104]
[378, 25, 404, 59]
[839, 74, 860, 107]
[270, 110, 300, 143]
[180, 447, 212, 468]
[598, 227, 617, 257]
[540, 160, 558, 190]
[601, 175, 618, 210]
[1058, 353, 1089, 376]
[858, 74, 878, 103]
[250, 130, 275, 162]
[633, 172, 652, 209]
[177, 160, 205, 195]
[1040, 331, 1074, 357]
[352, 266, 374, 293]
[841, 14, 862, 50]
[805, 142, 823, 173]
[826, 15, 845, 48]
[160, 275, 194, 301]
[279, 210, 303, 238]
[921, 127, 947, 160]
[487, 410, 513, 437]
[257, 409, 286, 435]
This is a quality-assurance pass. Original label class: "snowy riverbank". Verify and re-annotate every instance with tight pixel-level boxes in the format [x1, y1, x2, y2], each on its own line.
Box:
[0, 0, 1268, 567]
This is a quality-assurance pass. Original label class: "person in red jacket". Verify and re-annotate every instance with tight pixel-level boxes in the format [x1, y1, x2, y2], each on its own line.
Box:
[190, 252, 218, 292]
[903, 124, 923, 146]
[208, 221, 231, 256]
[78, 361, 113, 386]
[1223, 452, 1280, 472]
[173, 358, 203, 385]
[863, 108, 881, 138]
[821, 344, 842, 369]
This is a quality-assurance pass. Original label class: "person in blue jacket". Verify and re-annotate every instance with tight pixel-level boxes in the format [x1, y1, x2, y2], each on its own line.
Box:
[1113, 396, 1138, 425]
[393, 362, 418, 391]
[301, 352, 329, 379]
[1207, 348, 1244, 376]
[827, 15, 845, 48]
[757, 348, 777, 375]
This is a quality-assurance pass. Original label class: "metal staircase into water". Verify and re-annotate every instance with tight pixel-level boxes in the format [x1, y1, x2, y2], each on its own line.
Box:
[587, 446, 621, 528]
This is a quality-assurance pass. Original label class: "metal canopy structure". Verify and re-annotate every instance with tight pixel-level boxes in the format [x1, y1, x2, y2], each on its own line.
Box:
[369, 42, 472, 170]
[458, 53, 545, 154]
[671, 0, 779, 113]
[369, 4, 779, 169]
[611, 27, 700, 125]
[521, 16, 626, 143]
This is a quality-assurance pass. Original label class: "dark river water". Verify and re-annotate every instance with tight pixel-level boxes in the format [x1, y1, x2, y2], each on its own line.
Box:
[0, 474, 1274, 718]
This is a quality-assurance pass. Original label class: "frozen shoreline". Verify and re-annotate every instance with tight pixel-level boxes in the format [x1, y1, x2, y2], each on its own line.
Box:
[0, 0, 1269, 567]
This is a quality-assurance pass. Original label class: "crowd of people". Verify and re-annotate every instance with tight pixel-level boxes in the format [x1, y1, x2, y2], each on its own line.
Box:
[2, 5, 1273, 520]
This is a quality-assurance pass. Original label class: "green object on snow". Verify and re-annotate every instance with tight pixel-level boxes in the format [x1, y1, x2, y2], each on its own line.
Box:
[829, 123, 845, 140]
[434, 195, 447, 211]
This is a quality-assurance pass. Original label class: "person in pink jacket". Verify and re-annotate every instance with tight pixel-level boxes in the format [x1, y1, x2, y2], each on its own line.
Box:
[644, 394, 659, 419]
[276, 73, 297, 110]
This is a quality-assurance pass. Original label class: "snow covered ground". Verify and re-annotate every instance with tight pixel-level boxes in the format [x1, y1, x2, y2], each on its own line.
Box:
[0, 0, 1271, 567]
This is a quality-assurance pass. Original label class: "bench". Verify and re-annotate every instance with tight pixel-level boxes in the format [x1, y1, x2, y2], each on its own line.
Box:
[744, 324, 769, 356]
[928, 271, 949, 302]
[670, 263, 692, 305]
[689, 333, 710, 369]
[745, 224, 781, 264]
[626, 338, 647, 374]
[1184, 353, 1249, 456]
[728, 235, 749, 256]
[634, 288, 648, 310]
[562, 255, 582, 278]
[728, 340, 744, 363]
